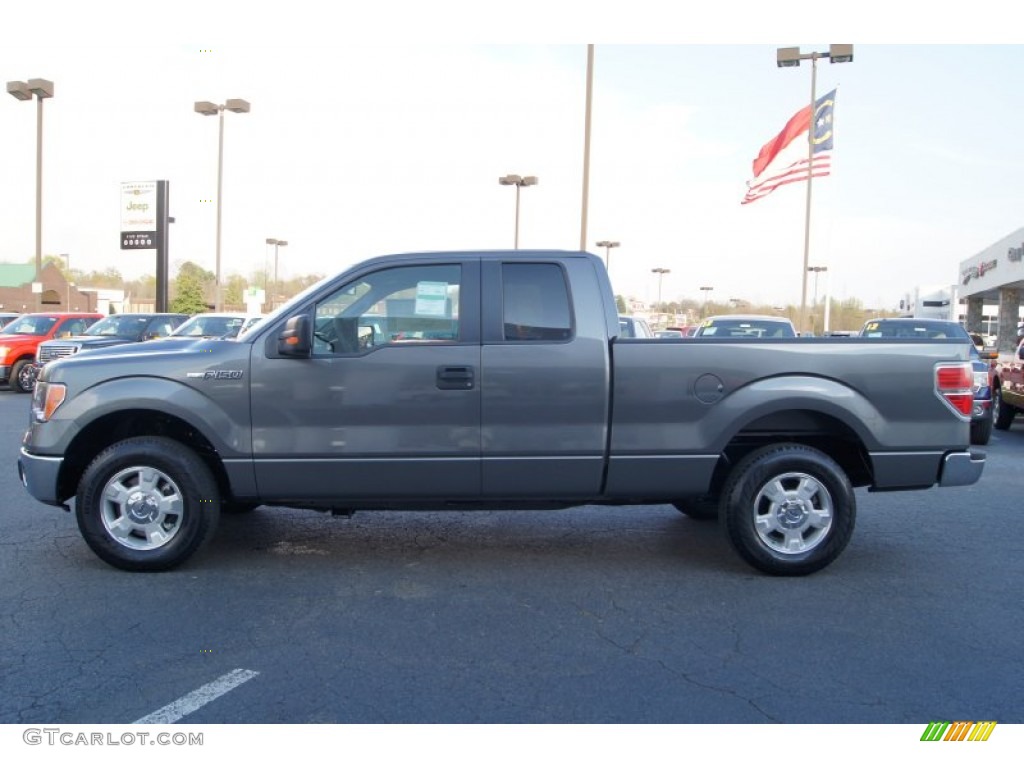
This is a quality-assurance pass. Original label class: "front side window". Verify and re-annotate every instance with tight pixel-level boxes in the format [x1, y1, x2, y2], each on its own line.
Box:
[502, 263, 572, 342]
[313, 264, 461, 356]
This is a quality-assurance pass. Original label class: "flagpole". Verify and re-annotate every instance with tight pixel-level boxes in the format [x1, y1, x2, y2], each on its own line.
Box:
[798, 54, 819, 336]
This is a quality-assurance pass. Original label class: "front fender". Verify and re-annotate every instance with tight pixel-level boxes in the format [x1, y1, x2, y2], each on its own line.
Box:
[28, 376, 250, 458]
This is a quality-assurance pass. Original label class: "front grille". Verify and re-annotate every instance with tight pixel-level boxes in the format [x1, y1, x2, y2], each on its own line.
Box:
[37, 344, 81, 363]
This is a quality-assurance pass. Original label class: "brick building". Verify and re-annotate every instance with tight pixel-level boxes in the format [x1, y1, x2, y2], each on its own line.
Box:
[0, 262, 96, 313]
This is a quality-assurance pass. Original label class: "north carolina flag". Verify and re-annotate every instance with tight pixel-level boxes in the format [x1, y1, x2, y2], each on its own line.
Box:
[742, 88, 837, 205]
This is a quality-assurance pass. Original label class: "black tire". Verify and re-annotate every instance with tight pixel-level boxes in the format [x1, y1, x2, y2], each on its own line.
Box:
[75, 437, 220, 571]
[10, 358, 35, 393]
[993, 384, 1015, 430]
[970, 412, 993, 445]
[672, 496, 720, 521]
[719, 443, 856, 576]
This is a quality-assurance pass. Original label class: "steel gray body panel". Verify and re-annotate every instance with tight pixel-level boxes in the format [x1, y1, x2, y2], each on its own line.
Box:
[867, 451, 944, 489]
[480, 257, 611, 497]
[604, 455, 720, 498]
[27, 342, 255, 459]
[939, 450, 986, 487]
[608, 340, 971, 456]
[17, 449, 63, 506]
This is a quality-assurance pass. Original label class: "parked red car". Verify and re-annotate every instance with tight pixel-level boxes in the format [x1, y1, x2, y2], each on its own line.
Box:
[0, 312, 103, 393]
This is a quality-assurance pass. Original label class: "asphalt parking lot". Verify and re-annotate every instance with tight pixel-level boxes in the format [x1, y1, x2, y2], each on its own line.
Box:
[1, 387, 1021, 725]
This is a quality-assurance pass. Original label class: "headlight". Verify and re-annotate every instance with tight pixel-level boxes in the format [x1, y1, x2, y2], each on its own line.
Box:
[0, 345, 8, 357]
[31, 381, 66, 423]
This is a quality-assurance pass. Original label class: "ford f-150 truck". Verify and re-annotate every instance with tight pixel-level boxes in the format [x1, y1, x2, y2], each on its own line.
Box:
[18, 250, 985, 576]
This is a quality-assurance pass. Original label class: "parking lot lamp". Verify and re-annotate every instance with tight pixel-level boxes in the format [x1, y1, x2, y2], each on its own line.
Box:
[7, 78, 54, 303]
[596, 240, 620, 272]
[651, 267, 670, 308]
[195, 98, 251, 310]
[700, 286, 714, 318]
[266, 238, 288, 308]
[498, 174, 538, 249]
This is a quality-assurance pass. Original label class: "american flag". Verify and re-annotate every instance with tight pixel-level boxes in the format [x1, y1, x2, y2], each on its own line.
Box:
[742, 89, 836, 205]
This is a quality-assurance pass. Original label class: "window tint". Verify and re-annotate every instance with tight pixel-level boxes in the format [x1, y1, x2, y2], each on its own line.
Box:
[313, 264, 461, 355]
[502, 263, 572, 341]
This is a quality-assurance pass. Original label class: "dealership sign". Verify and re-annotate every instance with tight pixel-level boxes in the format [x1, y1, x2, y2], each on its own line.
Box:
[120, 181, 159, 249]
[961, 258, 997, 285]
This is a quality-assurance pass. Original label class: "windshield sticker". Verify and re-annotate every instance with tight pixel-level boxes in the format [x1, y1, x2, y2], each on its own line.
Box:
[414, 282, 449, 317]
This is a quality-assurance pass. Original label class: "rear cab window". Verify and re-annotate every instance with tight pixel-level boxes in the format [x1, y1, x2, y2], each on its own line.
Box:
[501, 263, 573, 342]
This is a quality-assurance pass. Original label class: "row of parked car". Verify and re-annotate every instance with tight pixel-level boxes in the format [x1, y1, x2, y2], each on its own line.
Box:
[0, 311, 263, 393]
[623, 314, 800, 340]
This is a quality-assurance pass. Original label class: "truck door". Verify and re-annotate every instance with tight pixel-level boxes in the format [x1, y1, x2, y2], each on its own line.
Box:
[249, 259, 482, 501]
[480, 259, 611, 498]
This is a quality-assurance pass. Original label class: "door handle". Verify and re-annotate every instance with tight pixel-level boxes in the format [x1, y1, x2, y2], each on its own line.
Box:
[436, 365, 475, 390]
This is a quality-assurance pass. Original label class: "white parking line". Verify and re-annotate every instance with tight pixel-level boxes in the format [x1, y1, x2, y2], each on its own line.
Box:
[133, 668, 260, 724]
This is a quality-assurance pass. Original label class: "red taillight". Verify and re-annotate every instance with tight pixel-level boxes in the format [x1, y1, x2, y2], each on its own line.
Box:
[935, 363, 974, 418]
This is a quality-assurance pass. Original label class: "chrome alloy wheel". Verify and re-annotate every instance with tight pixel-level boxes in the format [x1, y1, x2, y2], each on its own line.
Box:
[752, 471, 834, 555]
[100, 465, 185, 551]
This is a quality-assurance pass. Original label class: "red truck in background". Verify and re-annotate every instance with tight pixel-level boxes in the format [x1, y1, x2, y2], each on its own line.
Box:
[0, 312, 103, 393]
[991, 338, 1024, 431]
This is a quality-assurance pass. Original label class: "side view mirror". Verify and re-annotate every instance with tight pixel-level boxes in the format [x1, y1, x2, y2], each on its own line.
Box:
[278, 315, 311, 357]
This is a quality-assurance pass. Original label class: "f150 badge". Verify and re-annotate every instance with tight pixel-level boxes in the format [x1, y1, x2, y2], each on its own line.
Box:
[186, 370, 244, 380]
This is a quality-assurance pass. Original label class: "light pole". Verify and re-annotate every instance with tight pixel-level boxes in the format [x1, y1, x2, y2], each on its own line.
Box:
[651, 268, 670, 309]
[807, 265, 828, 335]
[596, 240, 620, 272]
[580, 44, 594, 250]
[807, 266, 828, 306]
[196, 98, 251, 310]
[266, 238, 288, 309]
[7, 78, 54, 305]
[776, 44, 852, 334]
[498, 174, 538, 249]
[700, 286, 714, 318]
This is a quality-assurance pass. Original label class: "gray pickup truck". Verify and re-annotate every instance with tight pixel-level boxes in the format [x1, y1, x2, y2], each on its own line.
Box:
[18, 250, 984, 575]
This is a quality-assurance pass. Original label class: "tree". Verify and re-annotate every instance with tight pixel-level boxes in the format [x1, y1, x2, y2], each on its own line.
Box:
[615, 295, 627, 314]
[223, 274, 248, 310]
[171, 263, 211, 315]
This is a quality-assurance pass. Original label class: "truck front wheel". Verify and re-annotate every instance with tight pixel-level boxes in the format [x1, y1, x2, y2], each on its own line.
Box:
[76, 437, 220, 571]
[10, 359, 35, 393]
[719, 443, 855, 576]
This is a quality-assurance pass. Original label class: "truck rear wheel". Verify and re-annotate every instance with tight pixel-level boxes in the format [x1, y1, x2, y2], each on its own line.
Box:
[719, 443, 855, 576]
[75, 437, 220, 571]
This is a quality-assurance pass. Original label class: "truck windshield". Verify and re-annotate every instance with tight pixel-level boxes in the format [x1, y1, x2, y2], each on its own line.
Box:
[3, 316, 57, 336]
[85, 316, 150, 338]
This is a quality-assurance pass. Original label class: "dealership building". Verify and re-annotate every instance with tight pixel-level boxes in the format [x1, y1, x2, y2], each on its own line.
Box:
[958, 226, 1024, 352]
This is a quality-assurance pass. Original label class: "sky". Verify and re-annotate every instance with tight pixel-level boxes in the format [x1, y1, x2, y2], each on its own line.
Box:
[2, 3, 1023, 313]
